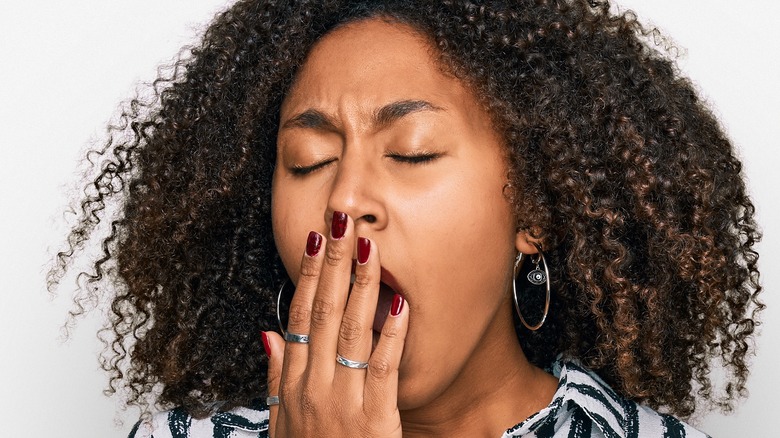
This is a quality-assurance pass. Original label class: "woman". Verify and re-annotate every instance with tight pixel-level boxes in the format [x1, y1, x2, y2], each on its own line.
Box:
[48, 0, 762, 436]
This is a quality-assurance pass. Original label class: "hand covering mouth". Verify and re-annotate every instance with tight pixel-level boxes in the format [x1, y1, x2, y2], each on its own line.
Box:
[374, 267, 404, 332]
[350, 263, 405, 333]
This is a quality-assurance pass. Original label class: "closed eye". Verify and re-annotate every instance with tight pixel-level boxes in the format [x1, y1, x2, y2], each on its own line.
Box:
[289, 158, 337, 176]
[387, 152, 442, 165]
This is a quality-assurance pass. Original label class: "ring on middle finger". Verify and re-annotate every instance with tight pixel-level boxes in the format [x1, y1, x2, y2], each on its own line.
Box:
[284, 332, 310, 344]
[336, 353, 369, 369]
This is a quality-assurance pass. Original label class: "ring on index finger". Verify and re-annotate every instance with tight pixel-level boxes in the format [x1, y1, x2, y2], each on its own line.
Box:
[284, 332, 310, 344]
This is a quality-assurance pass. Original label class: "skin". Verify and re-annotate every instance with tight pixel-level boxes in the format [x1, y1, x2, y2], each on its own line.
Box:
[265, 18, 558, 437]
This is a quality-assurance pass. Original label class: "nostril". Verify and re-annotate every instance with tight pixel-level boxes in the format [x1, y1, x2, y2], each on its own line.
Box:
[361, 214, 377, 223]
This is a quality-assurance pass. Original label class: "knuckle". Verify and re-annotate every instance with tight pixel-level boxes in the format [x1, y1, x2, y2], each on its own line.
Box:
[324, 241, 347, 267]
[298, 258, 320, 280]
[381, 324, 400, 340]
[351, 271, 373, 289]
[338, 314, 364, 344]
[310, 298, 336, 327]
[368, 356, 393, 380]
[287, 304, 311, 326]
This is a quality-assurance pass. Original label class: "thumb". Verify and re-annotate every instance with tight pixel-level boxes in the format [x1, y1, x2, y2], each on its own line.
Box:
[263, 331, 286, 437]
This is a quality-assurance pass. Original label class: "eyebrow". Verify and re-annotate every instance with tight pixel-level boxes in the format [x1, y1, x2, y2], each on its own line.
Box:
[281, 99, 443, 131]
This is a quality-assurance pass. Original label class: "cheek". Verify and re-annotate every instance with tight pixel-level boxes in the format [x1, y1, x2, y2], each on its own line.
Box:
[408, 164, 515, 281]
[422, 184, 515, 315]
[397, 155, 517, 370]
[272, 177, 318, 281]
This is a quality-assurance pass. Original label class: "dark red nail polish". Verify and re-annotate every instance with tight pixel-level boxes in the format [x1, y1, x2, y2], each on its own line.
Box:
[306, 231, 322, 257]
[261, 331, 272, 357]
[331, 211, 347, 239]
[357, 237, 370, 264]
[390, 294, 405, 317]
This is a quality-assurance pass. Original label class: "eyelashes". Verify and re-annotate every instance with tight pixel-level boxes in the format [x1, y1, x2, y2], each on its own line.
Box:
[386, 152, 442, 164]
[290, 158, 337, 176]
[288, 152, 442, 176]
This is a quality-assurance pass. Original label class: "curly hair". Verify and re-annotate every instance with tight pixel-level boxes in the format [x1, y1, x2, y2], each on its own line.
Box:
[48, 0, 762, 420]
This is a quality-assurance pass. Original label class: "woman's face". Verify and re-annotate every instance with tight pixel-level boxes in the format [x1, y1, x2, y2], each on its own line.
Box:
[272, 18, 525, 409]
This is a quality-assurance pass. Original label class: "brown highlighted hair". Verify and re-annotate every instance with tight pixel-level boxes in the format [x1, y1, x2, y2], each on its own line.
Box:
[48, 0, 762, 419]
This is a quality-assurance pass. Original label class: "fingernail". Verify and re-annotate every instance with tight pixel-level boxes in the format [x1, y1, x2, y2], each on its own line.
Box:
[261, 331, 271, 357]
[306, 231, 322, 257]
[390, 293, 405, 317]
[357, 237, 370, 264]
[331, 211, 347, 239]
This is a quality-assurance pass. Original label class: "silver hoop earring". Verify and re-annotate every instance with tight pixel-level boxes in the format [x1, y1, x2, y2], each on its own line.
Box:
[512, 242, 550, 331]
[276, 280, 294, 333]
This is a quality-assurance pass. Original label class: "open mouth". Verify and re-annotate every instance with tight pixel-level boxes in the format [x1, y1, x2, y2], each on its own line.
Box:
[349, 263, 404, 334]
[278, 265, 405, 339]
[373, 281, 397, 332]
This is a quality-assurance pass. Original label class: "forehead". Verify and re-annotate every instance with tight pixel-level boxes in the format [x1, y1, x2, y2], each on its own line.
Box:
[280, 18, 471, 119]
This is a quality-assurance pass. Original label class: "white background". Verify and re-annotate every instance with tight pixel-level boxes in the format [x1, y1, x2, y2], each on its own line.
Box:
[0, 1, 777, 437]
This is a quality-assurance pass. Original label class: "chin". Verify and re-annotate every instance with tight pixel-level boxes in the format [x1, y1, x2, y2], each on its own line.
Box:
[397, 388, 426, 411]
[396, 369, 442, 411]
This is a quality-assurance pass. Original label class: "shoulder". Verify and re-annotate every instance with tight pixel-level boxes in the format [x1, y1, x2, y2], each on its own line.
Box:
[128, 405, 269, 438]
[504, 361, 711, 438]
[564, 362, 709, 437]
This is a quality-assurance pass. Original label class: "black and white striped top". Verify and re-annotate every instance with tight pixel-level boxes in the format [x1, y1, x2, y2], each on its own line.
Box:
[129, 361, 710, 438]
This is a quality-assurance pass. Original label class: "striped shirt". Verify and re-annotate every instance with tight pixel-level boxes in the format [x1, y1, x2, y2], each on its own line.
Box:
[129, 361, 709, 437]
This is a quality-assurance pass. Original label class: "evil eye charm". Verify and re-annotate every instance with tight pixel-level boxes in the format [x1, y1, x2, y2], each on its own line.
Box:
[527, 268, 546, 286]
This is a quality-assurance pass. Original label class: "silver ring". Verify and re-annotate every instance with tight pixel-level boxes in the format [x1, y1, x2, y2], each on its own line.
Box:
[336, 354, 369, 369]
[284, 332, 310, 344]
[266, 395, 280, 406]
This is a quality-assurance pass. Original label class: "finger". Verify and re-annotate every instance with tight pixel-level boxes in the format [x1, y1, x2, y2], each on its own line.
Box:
[281, 231, 325, 381]
[364, 293, 408, 417]
[264, 331, 286, 437]
[306, 211, 354, 382]
[333, 237, 379, 391]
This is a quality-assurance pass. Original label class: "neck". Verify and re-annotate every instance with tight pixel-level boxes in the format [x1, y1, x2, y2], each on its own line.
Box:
[399, 300, 558, 437]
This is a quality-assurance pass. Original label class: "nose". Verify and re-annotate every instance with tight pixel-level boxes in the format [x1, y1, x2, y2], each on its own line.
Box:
[325, 149, 387, 232]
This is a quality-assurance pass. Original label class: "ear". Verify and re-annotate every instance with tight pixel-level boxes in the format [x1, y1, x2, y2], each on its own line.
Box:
[515, 230, 542, 255]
